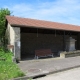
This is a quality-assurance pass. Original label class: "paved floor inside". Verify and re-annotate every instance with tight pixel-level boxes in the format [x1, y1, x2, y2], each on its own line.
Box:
[18, 56, 80, 78]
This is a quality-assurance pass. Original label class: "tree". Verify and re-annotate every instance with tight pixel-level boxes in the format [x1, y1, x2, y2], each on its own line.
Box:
[0, 8, 11, 46]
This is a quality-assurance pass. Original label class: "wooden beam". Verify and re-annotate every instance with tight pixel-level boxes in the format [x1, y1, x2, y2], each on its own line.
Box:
[63, 31, 66, 51]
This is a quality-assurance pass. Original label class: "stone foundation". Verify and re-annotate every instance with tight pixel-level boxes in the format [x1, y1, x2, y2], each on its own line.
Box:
[60, 50, 80, 58]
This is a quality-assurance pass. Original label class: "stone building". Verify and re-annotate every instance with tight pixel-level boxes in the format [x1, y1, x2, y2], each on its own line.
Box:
[5, 15, 80, 60]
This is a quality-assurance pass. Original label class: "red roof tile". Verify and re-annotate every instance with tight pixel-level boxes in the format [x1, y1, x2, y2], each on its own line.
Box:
[6, 15, 80, 32]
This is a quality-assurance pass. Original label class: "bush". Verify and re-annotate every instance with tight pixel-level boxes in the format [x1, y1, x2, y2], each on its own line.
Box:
[0, 62, 25, 79]
[0, 48, 25, 80]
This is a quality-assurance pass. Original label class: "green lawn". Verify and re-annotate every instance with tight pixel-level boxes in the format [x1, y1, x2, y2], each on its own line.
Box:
[0, 48, 25, 80]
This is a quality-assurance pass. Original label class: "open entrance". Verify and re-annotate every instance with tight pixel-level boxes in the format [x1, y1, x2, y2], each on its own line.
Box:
[20, 27, 78, 60]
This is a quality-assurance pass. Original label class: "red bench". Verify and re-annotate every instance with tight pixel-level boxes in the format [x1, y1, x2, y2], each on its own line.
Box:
[35, 49, 54, 59]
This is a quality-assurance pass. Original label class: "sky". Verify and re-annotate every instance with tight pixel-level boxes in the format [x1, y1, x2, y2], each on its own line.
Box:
[0, 0, 80, 26]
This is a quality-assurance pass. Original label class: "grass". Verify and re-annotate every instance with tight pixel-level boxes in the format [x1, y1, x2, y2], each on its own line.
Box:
[0, 48, 25, 80]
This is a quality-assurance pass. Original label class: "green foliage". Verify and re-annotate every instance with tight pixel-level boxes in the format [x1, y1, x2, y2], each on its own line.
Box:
[28, 78, 32, 80]
[0, 62, 25, 80]
[0, 48, 25, 80]
[0, 8, 10, 38]
[0, 48, 13, 61]
[0, 8, 11, 48]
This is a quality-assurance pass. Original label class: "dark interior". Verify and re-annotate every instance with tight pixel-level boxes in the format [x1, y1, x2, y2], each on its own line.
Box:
[20, 27, 79, 60]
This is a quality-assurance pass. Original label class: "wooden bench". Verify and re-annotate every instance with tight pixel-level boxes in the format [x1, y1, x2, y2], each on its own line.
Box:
[35, 49, 54, 59]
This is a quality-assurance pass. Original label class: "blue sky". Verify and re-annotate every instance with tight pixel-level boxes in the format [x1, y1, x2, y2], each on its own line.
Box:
[1, 0, 80, 25]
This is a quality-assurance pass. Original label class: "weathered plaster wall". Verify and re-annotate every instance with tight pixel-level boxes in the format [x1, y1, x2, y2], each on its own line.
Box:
[6, 23, 15, 45]
[6, 23, 20, 44]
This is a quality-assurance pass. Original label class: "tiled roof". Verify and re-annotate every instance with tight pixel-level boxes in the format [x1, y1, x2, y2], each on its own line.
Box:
[6, 15, 80, 32]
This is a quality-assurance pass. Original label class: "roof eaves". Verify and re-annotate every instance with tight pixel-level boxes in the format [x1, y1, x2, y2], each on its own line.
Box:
[10, 24, 80, 32]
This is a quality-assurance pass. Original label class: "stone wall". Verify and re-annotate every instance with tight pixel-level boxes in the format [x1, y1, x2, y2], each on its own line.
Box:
[60, 50, 80, 58]
[6, 23, 20, 44]
[6, 24, 21, 60]
[13, 27, 20, 41]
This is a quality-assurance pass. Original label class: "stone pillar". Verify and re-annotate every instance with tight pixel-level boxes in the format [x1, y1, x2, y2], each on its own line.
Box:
[13, 27, 21, 60]
[66, 37, 76, 51]
[14, 41, 20, 60]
